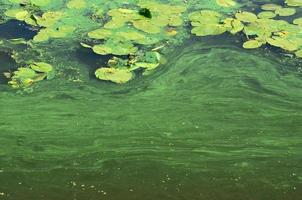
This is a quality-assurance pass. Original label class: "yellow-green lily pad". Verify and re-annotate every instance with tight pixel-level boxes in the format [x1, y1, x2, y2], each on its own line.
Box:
[216, 0, 236, 7]
[30, 62, 53, 73]
[95, 68, 133, 84]
[295, 49, 302, 58]
[235, 11, 257, 23]
[257, 11, 276, 19]
[243, 40, 263, 49]
[293, 18, 302, 26]
[67, 0, 86, 9]
[285, 0, 302, 6]
[267, 37, 299, 51]
[275, 8, 296, 17]
[191, 24, 226, 36]
[261, 4, 282, 11]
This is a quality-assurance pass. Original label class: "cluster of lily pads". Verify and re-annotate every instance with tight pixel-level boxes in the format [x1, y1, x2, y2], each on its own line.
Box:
[82, 1, 186, 83]
[189, 2, 302, 58]
[1, 0, 190, 85]
[8, 62, 54, 88]
[1, 0, 302, 88]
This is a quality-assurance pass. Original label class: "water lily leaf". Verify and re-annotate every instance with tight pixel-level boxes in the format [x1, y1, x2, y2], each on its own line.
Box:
[260, 4, 282, 11]
[189, 10, 221, 23]
[15, 10, 29, 21]
[92, 45, 112, 55]
[243, 18, 288, 38]
[14, 68, 36, 79]
[166, 28, 178, 36]
[295, 49, 302, 58]
[88, 29, 112, 39]
[5, 9, 25, 18]
[116, 31, 145, 41]
[9, 38, 27, 45]
[133, 62, 159, 70]
[285, 0, 302, 6]
[137, 1, 186, 15]
[95, 68, 133, 84]
[223, 18, 244, 34]
[33, 25, 75, 42]
[132, 20, 161, 34]
[33, 30, 50, 42]
[80, 42, 92, 48]
[67, 0, 86, 9]
[243, 40, 263, 49]
[257, 11, 276, 19]
[4, 9, 37, 26]
[216, 0, 236, 7]
[36, 11, 63, 27]
[104, 18, 125, 29]
[267, 37, 299, 51]
[235, 11, 257, 23]
[30, 62, 53, 73]
[293, 18, 302, 26]
[191, 24, 226, 36]
[92, 40, 137, 56]
[275, 8, 296, 17]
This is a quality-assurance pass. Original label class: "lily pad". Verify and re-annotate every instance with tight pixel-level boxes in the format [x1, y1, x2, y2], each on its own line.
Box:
[267, 37, 299, 51]
[191, 24, 227, 36]
[293, 18, 302, 26]
[92, 40, 137, 56]
[275, 8, 296, 17]
[67, 0, 86, 9]
[285, 0, 302, 6]
[95, 68, 133, 84]
[35, 11, 63, 27]
[257, 11, 276, 19]
[30, 62, 53, 73]
[243, 40, 263, 49]
[88, 29, 112, 39]
[295, 49, 302, 58]
[223, 18, 244, 34]
[216, 0, 236, 7]
[261, 4, 282, 11]
[235, 11, 257, 23]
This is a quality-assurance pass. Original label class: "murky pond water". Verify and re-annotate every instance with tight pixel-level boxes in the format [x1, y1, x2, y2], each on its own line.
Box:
[0, 0, 302, 200]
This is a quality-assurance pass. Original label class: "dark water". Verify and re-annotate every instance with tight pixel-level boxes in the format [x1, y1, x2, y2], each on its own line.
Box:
[1, 1, 302, 200]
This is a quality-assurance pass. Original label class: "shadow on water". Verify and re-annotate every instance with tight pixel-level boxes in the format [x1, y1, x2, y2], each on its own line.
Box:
[0, 51, 16, 84]
[0, 20, 37, 40]
[0, 20, 38, 84]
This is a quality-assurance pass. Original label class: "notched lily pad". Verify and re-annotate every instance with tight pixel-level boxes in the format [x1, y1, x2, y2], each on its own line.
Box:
[275, 8, 296, 17]
[30, 62, 53, 73]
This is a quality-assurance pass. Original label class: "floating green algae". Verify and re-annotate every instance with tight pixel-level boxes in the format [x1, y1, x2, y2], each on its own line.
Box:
[0, 38, 301, 199]
[0, 0, 302, 88]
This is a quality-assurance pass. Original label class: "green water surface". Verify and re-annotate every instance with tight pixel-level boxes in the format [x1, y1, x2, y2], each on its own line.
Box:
[0, 36, 302, 199]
